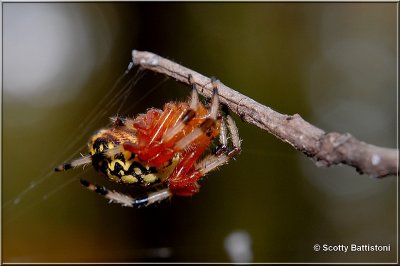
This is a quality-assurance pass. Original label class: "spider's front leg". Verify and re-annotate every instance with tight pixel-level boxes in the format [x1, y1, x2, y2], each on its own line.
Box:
[195, 115, 242, 176]
[168, 113, 242, 197]
[167, 78, 222, 196]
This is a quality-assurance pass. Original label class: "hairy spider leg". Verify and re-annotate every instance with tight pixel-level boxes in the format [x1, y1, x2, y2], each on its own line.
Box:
[167, 81, 223, 196]
[79, 179, 172, 207]
[168, 119, 241, 196]
[168, 93, 242, 196]
[216, 118, 228, 155]
[162, 75, 200, 143]
[55, 155, 92, 171]
[195, 115, 242, 176]
[168, 139, 212, 196]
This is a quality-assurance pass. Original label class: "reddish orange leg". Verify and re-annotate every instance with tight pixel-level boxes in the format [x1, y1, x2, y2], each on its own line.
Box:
[168, 79, 222, 196]
[168, 142, 209, 196]
[170, 109, 242, 197]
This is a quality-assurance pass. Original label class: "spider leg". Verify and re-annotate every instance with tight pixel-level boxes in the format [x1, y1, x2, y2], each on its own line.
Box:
[168, 79, 223, 196]
[55, 155, 92, 172]
[54, 145, 125, 172]
[195, 114, 241, 175]
[215, 117, 228, 155]
[168, 116, 233, 196]
[168, 144, 208, 196]
[208, 78, 220, 119]
[173, 80, 220, 151]
[163, 74, 200, 143]
[80, 179, 172, 207]
[225, 115, 241, 155]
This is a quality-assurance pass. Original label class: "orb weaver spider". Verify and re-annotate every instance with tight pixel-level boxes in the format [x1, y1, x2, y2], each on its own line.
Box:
[55, 74, 241, 207]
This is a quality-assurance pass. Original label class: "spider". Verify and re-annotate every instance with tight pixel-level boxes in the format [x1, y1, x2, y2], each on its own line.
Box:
[55, 74, 241, 207]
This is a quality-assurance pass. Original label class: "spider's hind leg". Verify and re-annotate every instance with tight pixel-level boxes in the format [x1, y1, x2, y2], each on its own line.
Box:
[80, 179, 172, 207]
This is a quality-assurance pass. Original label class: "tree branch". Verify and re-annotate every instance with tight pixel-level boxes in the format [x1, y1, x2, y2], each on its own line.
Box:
[131, 50, 398, 178]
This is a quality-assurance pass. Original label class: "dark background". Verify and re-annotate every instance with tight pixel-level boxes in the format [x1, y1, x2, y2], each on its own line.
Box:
[3, 2, 397, 263]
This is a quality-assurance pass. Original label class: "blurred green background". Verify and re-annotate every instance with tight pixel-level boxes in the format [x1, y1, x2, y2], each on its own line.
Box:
[2, 2, 397, 263]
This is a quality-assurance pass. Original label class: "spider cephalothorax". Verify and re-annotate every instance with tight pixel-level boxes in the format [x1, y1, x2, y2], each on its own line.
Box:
[55, 75, 241, 207]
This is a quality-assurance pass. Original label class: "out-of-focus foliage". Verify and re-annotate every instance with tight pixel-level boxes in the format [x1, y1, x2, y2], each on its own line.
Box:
[3, 2, 397, 263]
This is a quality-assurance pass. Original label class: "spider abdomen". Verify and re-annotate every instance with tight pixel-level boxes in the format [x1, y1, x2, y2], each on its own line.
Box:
[89, 127, 179, 186]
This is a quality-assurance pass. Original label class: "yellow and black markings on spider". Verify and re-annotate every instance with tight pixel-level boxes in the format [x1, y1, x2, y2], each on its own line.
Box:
[88, 126, 180, 186]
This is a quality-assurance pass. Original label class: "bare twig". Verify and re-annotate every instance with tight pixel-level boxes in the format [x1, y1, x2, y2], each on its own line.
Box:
[131, 50, 398, 178]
